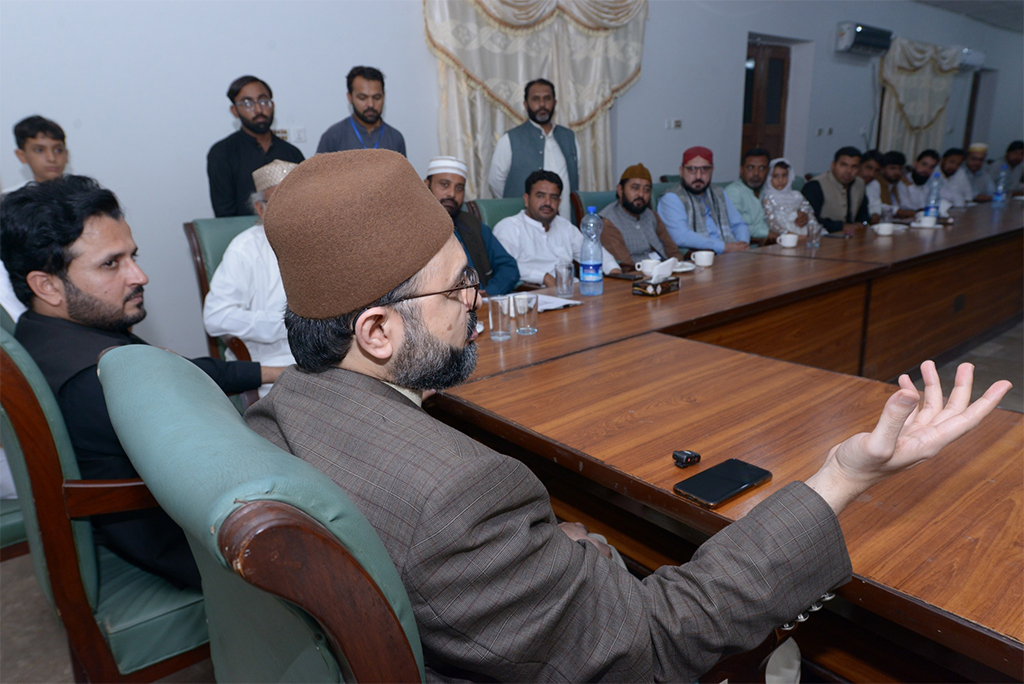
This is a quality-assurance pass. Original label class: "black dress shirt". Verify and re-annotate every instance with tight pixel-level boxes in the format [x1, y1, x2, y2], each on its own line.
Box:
[15, 311, 262, 587]
[206, 129, 305, 217]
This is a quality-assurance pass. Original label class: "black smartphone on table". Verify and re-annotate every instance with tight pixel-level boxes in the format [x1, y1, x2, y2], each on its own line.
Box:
[673, 459, 772, 509]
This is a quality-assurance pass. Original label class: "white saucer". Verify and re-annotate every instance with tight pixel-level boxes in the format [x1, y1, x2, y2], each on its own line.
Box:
[910, 222, 941, 229]
[672, 262, 696, 273]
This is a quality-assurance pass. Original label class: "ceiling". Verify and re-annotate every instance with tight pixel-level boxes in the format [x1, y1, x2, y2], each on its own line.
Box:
[914, 0, 1024, 34]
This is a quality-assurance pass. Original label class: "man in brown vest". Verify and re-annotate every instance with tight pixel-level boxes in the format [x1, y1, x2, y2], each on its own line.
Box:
[424, 156, 519, 295]
[801, 146, 869, 235]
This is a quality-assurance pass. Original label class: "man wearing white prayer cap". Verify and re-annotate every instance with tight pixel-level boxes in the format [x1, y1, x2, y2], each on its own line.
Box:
[424, 156, 520, 295]
[203, 159, 299, 396]
[962, 142, 995, 201]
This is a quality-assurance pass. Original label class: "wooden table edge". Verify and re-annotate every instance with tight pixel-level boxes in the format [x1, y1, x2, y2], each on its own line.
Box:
[431, 389, 1024, 678]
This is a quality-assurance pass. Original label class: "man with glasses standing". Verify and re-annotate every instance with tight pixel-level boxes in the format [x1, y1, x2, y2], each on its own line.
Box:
[206, 75, 305, 217]
[659, 146, 750, 254]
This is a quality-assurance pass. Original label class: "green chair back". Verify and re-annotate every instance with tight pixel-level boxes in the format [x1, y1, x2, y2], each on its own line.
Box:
[651, 182, 676, 211]
[183, 216, 257, 359]
[571, 191, 617, 227]
[468, 198, 524, 229]
[99, 345, 425, 683]
[792, 176, 806, 193]
[0, 306, 16, 334]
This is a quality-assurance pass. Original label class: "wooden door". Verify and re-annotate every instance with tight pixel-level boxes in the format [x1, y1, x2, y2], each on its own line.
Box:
[742, 43, 790, 159]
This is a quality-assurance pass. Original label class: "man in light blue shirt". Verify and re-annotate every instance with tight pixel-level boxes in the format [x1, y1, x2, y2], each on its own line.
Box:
[659, 146, 750, 254]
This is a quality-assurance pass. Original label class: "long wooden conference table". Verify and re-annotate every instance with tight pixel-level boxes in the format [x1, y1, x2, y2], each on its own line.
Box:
[429, 203, 1024, 680]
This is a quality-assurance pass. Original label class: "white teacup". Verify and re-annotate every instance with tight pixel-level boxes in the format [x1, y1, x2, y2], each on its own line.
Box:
[777, 233, 799, 248]
[918, 215, 938, 228]
[874, 222, 895, 236]
[635, 258, 660, 278]
[689, 250, 715, 267]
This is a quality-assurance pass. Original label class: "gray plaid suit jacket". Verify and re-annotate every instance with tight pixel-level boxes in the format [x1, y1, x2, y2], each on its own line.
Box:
[247, 367, 852, 682]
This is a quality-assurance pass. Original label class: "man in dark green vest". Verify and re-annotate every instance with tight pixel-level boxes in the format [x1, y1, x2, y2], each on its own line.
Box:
[488, 79, 580, 221]
[425, 156, 519, 295]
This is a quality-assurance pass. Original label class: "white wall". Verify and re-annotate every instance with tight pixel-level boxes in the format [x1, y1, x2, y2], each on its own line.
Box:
[2, 0, 1020, 356]
[0, 0, 441, 356]
[614, 0, 1023, 181]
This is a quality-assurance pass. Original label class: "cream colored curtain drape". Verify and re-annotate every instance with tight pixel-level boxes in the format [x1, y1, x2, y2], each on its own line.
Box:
[878, 37, 961, 158]
[425, 0, 647, 198]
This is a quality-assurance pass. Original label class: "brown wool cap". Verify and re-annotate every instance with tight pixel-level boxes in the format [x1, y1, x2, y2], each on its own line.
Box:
[620, 163, 652, 183]
[263, 150, 453, 318]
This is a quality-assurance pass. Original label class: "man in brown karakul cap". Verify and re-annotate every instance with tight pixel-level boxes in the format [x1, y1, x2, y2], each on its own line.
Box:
[244, 149, 1006, 682]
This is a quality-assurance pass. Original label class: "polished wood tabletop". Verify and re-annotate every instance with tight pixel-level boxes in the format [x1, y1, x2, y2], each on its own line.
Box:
[439, 333, 1023, 674]
[474, 252, 881, 379]
[757, 202, 1023, 267]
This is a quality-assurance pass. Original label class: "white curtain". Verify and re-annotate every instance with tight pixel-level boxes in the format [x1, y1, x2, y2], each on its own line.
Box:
[425, 0, 647, 198]
[878, 37, 961, 159]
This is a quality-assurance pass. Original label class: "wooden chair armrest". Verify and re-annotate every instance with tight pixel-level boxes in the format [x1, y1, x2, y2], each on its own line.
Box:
[63, 479, 157, 518]
[223, 335, 253, 362]
[220, 501, 420, 683]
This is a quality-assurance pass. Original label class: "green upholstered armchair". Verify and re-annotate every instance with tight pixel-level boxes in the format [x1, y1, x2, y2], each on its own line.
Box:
[570, 191, 617, 228]
[0, 329, 209, 682]
[183, 216, 260, 411]
[98, 345, 425, 683]
[465, 198, 524, 230]
[0, 305, 28, 560]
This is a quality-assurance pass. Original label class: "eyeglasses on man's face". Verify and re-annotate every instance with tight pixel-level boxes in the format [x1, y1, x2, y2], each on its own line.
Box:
[682, 165, 714, 176]
[392, 266, 480, 309]
[235, 97, 274, 111]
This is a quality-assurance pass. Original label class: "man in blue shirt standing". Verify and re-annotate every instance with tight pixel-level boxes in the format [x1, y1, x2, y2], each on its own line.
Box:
[425, 156, 519, 295]
[659, 146, 750, 254]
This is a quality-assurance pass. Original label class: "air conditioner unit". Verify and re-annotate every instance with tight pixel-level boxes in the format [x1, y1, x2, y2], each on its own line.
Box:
[957, 47, 986, 70]
[836, 22, 893, 55]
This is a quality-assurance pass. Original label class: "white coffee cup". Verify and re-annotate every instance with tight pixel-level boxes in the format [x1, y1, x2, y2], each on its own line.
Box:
[777, 233, 799, 248]
[689, 250, 714, 267]
[918, 215, 937, 228]
[635, 258, 660, 277]
[874, 222, 895, 236]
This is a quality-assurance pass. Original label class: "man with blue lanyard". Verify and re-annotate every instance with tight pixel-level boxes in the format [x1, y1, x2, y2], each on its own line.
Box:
[317, 66, 406, 156]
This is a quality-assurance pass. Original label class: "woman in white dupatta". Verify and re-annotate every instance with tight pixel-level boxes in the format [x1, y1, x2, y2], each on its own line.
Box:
[761, 158, 821, 236]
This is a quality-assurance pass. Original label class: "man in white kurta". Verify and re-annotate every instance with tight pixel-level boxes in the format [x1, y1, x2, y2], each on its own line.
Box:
[938, 148, 973, 208]
[493, 170, 618, 287]
[204, 160, 297, 397]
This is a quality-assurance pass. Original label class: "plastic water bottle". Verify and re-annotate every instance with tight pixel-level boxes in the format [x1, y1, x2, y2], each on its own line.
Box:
[993, 164, 1008, 207]
[579, 206, 604, 296]
[924, 171, 942, 219]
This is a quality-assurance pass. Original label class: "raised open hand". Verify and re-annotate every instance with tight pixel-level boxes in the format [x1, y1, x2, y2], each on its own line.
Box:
[807, 361, 1012, 513]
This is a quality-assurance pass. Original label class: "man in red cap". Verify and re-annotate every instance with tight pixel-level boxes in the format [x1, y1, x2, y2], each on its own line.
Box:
[658, 146, 751, 254]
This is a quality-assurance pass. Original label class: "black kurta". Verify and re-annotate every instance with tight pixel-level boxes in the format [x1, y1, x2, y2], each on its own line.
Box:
[206, 129, 305, 217]
[15, 311, 262, 587]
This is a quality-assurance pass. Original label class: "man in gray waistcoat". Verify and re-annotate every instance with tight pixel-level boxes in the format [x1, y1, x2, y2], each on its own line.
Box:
[599, 163, 682, 269]
[801, 146, 869, 235]
[488, 78, 579, 220]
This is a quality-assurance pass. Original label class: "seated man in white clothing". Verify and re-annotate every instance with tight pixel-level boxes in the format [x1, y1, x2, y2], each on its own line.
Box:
[203, 159, 297, 397]
[493, 170, 619, 287]
[962, 143, 994, 202]
[938, 148, 973, 208]
[658, 146, 750, 254]
[859, 150, 883, 223]
[900, 149, 939, 211]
